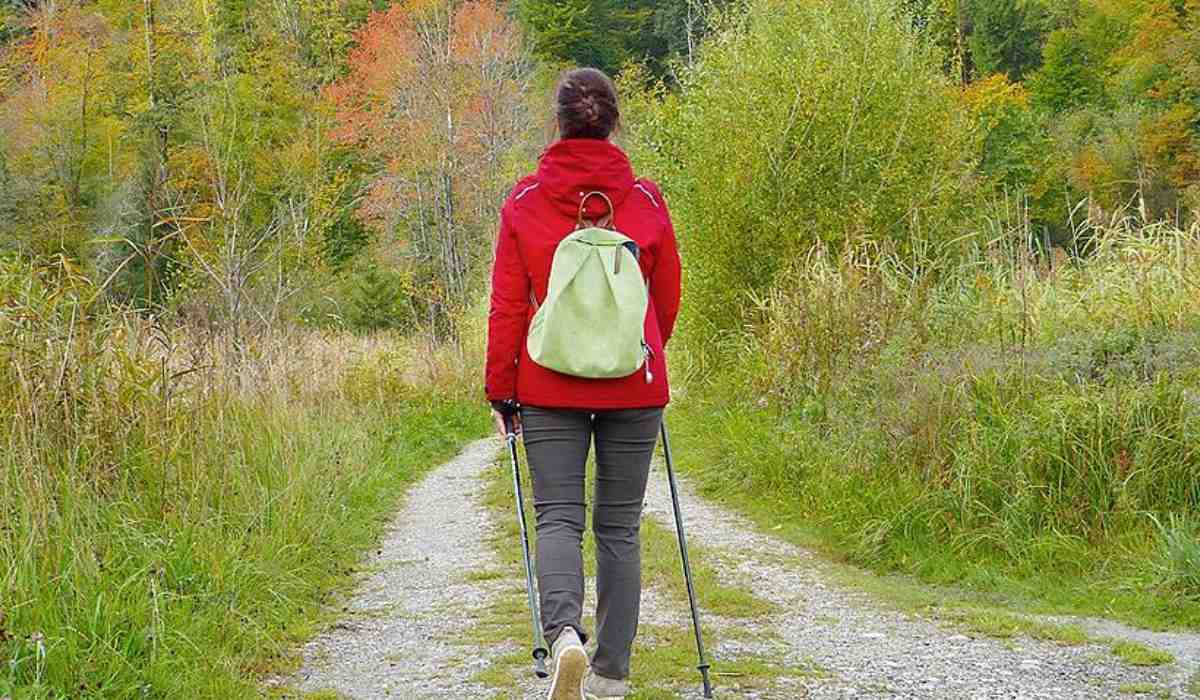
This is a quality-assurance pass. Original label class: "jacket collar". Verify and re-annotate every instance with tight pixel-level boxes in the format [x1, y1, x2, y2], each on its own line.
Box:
[536, 139, 636, 220]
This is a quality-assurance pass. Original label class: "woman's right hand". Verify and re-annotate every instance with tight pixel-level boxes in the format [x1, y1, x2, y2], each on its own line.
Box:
[491, 401, 521, 439]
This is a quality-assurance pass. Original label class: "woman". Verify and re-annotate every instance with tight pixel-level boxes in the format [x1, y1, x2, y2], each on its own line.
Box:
[485, 67, 681, 700]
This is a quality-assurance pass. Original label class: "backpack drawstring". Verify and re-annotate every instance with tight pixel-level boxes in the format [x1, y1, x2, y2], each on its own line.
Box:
[643, 341, 654, 384]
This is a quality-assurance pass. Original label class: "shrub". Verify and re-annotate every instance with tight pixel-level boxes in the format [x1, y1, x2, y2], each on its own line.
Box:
[629, 0, 981, 345]
[670, 223, 1200, 627]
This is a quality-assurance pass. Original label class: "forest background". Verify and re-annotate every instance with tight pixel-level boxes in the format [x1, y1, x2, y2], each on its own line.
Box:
[2, 0, 1199, 697]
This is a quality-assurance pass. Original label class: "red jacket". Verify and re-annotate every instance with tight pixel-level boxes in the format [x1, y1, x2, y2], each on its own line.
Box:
[485, 139, 682, 410]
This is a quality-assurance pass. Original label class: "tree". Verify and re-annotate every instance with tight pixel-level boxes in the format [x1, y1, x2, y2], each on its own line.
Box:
[0, 0, 358, 321]
[1028, 27, 1106, 112]
[629, 0, 980, 341]
[514, 0, 606, 69]
[1115, 0, 1200, 216]
[514, 0, 728, 78]
[965, 0, 1051, 81]
[0, 3, 114, 262]
[327, 0, 536, 332]
[901, 0, 973, 83]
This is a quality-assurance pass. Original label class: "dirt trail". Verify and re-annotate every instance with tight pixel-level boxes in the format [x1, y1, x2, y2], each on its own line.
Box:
[280, 439, 1198, 699]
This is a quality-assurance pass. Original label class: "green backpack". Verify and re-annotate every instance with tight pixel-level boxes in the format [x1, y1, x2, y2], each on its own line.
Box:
[527, 191, 652, 382]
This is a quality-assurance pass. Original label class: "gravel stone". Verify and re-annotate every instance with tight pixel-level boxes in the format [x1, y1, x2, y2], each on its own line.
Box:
[284, 439, 509, 699]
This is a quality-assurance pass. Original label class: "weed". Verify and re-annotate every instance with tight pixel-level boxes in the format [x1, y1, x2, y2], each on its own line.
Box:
[1152, 514, 1200, 597]
[465, 570, 506, 583]
[1110, 641, 1175, 667]
[1118, 682, 1171, 698]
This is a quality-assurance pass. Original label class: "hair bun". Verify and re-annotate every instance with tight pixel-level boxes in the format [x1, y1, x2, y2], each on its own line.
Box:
[580, 94, 599, 123]
[555, 68, 620, 140]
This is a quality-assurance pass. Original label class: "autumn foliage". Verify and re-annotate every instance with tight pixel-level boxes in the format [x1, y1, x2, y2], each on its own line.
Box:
[327, 0, 535, 326]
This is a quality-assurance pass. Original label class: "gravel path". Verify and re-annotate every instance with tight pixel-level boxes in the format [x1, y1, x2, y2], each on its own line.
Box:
[281, 439, 685, 700]
[285, 438, 507, 699]
[642, 460, 1194, 699]
[279, 439, 1197, 699]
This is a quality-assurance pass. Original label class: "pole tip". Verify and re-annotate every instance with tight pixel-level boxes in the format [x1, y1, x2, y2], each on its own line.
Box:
[533, 647, 549, 678]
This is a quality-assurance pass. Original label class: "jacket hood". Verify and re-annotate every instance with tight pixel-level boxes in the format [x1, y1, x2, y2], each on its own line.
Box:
[536, 139, 636, 220]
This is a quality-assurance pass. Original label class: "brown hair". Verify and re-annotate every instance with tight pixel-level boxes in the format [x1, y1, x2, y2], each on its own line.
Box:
[555, 67, 620, 140]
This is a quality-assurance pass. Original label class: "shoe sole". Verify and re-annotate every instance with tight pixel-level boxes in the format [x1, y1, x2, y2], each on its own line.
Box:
[547, 646, 588, 700]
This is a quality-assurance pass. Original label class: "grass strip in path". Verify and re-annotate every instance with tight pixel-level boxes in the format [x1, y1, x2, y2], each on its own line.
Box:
[471, 452, 813, 699]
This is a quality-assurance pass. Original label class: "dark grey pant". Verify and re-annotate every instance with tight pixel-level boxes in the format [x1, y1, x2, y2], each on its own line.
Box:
[521, 406, 663, 681]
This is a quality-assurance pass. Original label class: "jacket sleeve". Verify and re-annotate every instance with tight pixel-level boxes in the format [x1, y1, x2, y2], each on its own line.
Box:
[647, 182, 682, 346]
[485, 207, 530, 402]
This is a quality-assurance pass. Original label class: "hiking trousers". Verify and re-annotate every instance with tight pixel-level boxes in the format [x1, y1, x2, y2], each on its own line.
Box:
[520, 406, 663, 681]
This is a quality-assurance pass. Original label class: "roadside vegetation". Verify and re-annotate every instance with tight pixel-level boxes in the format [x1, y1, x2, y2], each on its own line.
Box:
[626, 0, 1200, 631]
[0, 261, 486, 698]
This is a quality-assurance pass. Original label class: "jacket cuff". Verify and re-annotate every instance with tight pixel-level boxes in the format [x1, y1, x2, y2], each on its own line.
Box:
[485, 385, 516, 403]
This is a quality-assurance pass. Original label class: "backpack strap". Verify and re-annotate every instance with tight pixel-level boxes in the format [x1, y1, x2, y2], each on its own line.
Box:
[577, 191, 615, 230]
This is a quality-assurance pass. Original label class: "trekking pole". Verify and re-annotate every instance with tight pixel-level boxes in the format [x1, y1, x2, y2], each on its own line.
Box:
[660, 420, 714, 698]
[505, 416, 550, 679]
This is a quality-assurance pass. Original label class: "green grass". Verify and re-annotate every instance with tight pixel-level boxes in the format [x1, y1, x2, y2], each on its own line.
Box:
[294, 691, 350, 700]
[668, 357, 1200, 632]
[1109, 641, 1175, 667]
[1118, 682, 1170, 697]
[2, 386, 486, 700]
[639, 517, 777, 619]
[942, 608, 1089, 645]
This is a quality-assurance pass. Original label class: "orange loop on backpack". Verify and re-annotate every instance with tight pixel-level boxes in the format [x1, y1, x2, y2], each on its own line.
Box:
[576, 191, 615, 230]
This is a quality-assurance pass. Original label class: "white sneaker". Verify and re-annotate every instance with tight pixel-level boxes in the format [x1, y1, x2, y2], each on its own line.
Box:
[547, 627, 588, 700]
[584, 671, 630, 700]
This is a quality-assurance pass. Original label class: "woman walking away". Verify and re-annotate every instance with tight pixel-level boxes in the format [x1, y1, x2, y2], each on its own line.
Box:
[485, 67, 682, 700]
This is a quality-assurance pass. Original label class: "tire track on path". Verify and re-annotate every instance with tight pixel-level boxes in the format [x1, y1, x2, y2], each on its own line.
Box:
[285, 438, 508, 699]
[642, 460, 1192, 699]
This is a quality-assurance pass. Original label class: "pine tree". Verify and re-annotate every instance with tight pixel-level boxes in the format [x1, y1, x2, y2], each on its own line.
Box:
[965, 0, 1051, 81]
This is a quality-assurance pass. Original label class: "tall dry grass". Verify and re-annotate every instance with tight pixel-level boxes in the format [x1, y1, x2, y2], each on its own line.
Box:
[1, 257, 487, 697]
[672, 218, 1200, 629]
